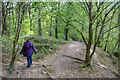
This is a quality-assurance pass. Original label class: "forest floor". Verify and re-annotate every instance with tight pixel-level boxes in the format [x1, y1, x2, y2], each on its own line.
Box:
[2, 41, 119, 78]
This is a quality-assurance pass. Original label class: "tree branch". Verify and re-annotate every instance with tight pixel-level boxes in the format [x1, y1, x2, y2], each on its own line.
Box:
[70, 20, 88, 29]
[101, 25, 118, 35]
[92, 2, 113, 23]
[68, 23, 88, 46]
[77, 29, 88, 46]
[79, 2, 89, 14]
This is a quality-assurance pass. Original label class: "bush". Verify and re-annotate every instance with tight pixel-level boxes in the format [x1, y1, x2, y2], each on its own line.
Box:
[28, 35, 68, 60]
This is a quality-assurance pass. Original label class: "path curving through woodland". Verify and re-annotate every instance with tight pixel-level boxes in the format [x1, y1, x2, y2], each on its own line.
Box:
[2, 41, 117, 78]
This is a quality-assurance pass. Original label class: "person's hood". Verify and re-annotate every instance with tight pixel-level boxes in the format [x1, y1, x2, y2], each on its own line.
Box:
[24, 41, 32, 47]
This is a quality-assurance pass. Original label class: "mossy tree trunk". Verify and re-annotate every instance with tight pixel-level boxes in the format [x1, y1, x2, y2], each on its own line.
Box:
[9, 2, 25, 70]
[84, 2, 93, 66]
[83, 2, 118, 66]
[118, 1, 120, 74]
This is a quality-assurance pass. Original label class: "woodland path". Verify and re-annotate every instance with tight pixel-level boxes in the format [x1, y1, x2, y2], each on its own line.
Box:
[2, 41, 117, 78]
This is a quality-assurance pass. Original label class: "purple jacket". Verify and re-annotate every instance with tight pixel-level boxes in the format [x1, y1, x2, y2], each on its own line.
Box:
[20, 41, 37, 56]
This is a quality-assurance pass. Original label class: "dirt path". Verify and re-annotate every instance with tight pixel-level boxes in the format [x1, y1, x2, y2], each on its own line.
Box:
[2, 41, 118, 78]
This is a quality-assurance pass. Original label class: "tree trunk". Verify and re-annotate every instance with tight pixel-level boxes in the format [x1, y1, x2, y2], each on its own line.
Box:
[9, 2, 25, 69]
[85, 2, 93, 66]
[118, 2, 120, 53]
[118, 1, 120, 74]
[2, 2, 7, 36]
[12, 3, 14, 24]
[104, 19, 113, 51]
[49, 16, 52, 36]
[9, 3, 21, 69]
[65, 24, 69, 40]
[28, 8, 33, 30]
[38, 3, 42, 36]
[15, 8, 17, 32]
[0, 2, 2, 34]
[25, 5, 27, 19]
[55, 19, 58, 38]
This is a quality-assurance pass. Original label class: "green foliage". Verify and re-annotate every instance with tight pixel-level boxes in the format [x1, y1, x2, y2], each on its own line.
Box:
[27, 35, 68, 60]
[2, 2, 119, 68]
[2, 36, 14, 53]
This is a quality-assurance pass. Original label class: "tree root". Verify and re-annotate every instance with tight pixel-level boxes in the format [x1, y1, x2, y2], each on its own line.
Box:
[41, 64, 55, 79]
[63, 55, 84, 61]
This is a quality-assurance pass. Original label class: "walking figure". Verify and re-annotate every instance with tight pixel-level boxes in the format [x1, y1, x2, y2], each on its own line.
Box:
[20, 38, 37, 67]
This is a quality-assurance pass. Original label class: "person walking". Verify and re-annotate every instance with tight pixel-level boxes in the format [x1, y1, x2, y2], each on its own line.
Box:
[20, 39, 37, 67]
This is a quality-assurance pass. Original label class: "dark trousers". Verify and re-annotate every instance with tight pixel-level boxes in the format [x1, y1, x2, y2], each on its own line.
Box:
[27, 56, 32, 66]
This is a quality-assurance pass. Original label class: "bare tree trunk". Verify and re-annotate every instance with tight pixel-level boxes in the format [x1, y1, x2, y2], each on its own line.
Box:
[0, 2, 2, 35]
[28, 8, 33, 30]
[65, 24, 69, 40]
[38, 3, 42, 36]
[2, 2, 7, 36]
[49, 16, 52, 36]
[55, 19, 58, 38]
[112, 40, 119, 53]
[12, 3, 14, 25]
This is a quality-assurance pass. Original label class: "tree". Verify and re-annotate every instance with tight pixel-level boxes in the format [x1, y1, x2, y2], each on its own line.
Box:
[118, 1, 120, 52]
[49, 16, 52, 36]
[9, 2, 26, 70]
[118, 0, 120, 74]
[55, 2, 60, 39]
[55, 17, 58, 38]
[0, 2, 2, 35]
[69, 2, 119, 66]
[2, 2, 7, 35]
[38, 3, 42, 36]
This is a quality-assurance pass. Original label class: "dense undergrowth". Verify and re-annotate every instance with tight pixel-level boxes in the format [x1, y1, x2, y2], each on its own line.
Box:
[28, 35, 68, 60]
[2, 35, 68, 60]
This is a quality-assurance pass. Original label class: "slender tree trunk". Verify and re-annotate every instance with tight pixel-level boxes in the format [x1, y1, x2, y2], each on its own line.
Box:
[85, 2, 93, 66]
[9, 2, 25, 69]
[9, 3, 10, 25]
[9, 3, 21, 69]
[82, 16, 84, 32]
[49, 16, 52, 36]
[28, 8, 32, 30]
[32, 14, 35, 28]
[55, 19, 58, 38]
[65, 24, 69, 40]
[112, 41, 119, 53]
[118, 1, 120, 74]
[0, 2, 2, 35]
[104, 19, 113, 51]
[28, 7, 30, 18]
[12, 3, 14, 24]
[2, 2, 7, 36]
[38, 3, 42, 36]
[118, 2, 120, 53]
[25, 5, 27, 19]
